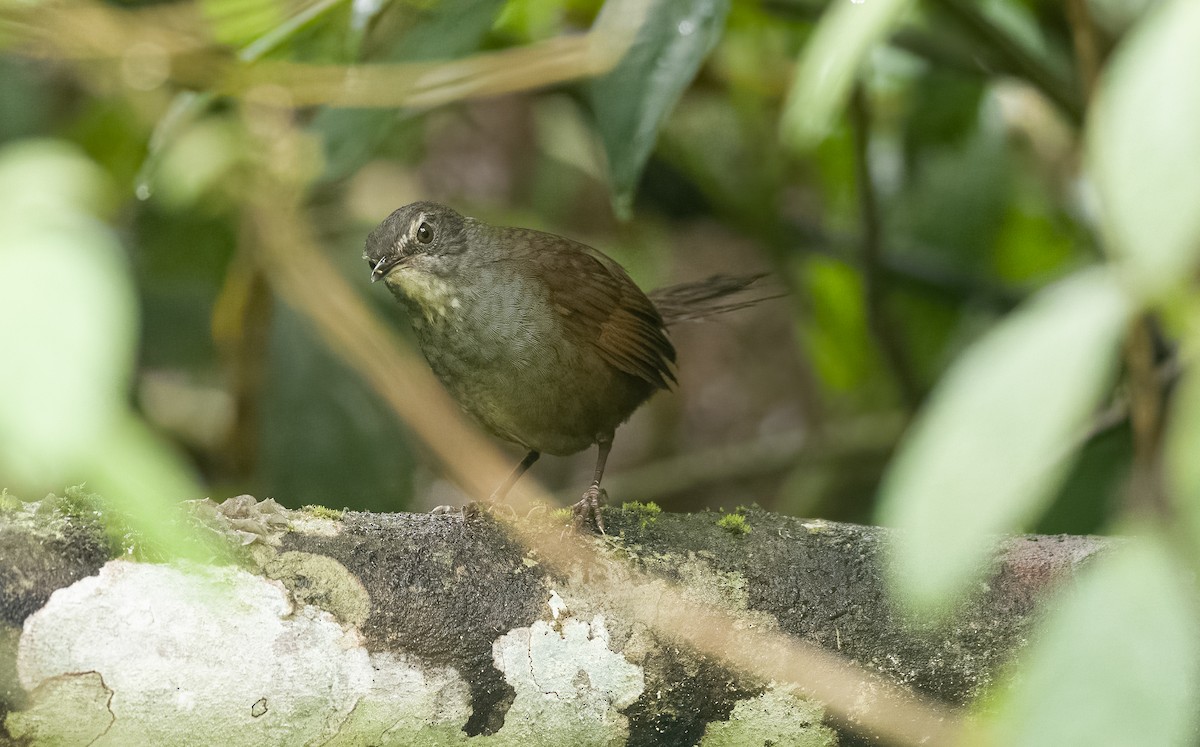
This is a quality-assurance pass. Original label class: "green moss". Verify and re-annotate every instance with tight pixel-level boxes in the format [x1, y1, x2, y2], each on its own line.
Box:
[549, 507, 574, 523]
[621, 501, 662, 530]
[0, 489, 23, 513]
[716, 513, 750, 536]
[40, 485, 139, 557]
[301, 504, 344, 521]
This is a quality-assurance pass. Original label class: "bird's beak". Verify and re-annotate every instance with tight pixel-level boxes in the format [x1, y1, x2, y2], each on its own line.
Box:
[370, 255, 403, 283]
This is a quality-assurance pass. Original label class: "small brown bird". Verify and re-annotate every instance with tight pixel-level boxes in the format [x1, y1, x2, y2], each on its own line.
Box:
[364, 202, 767, 530]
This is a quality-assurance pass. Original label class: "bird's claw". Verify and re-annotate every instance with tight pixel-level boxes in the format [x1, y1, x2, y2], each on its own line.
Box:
[429, 500, 516, 520]
[571, 485, 607, 534]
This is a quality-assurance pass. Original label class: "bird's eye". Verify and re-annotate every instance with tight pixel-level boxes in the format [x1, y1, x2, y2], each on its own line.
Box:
[416, 222, 433, 244]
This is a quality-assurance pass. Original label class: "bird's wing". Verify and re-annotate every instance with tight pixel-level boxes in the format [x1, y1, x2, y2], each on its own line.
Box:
[519, 229, 676, 390]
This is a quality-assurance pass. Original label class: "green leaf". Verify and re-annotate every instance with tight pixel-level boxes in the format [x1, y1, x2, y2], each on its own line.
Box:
[0, 142, 133, 487]
[151, 116, 244, 209]
[780, 0, 914, 151]
[984, 534, 1200, 746]
[798, 256, 877, 394]
[0, 139, 209, 559]
[877, 268, 1131, 611]
[588, 0, 730, 219]
[1164, 356, 1200, 550]
[200, 0, 286, 49]
[1087, 0, 1200, 298]
[0, 138, 114, 217]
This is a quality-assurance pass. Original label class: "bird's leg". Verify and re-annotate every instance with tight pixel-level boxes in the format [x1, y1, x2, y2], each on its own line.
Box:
[490, 450, 540, 503]
[573, 436, 612, 533]
[431, 450, 538, 516]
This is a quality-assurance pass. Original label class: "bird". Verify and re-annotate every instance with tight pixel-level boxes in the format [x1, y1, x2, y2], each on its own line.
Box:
[363, 201, 768, 531]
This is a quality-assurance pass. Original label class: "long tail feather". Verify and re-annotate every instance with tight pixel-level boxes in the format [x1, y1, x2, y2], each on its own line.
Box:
[650, 273, 783, 325]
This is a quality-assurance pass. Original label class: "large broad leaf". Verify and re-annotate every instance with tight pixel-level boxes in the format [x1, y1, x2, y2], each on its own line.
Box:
[984, 535, 1200, 746]
[0, 141, 133, 486]
[588, 0, 730, 220]
[876, 268, 1131, 612]
[0, 140, 207, 557]
[1088, 0, 1200, 298]
[780, 0, 913, 152]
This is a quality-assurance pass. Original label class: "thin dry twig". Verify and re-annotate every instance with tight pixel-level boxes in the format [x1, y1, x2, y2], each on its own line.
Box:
[6, 0, 649, 110]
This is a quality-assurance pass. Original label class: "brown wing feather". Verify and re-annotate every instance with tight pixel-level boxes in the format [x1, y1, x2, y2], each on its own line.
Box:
[519, 230, 676, 390]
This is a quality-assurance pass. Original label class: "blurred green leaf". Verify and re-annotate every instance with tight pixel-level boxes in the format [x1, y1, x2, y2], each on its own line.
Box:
[239, 0, 348, 62]
[1165, 358, 1200, 550]
[984, 534, 1200, 746]
[0, 138, 114, 218]
[153, 117, 244, 209]
[0, 141, 131, 487]
[0, 138, 207, 558]
[993, 202, 1080, 284]
[798, 257, 878, 395]
[588, 0, 730, 219]
[812, 121, 858, 232]
[494, 0, 568, 41]
[1088, 0, 1200, 298]
[201, 0, 286, 49]
[877, 268, 1131, 611]
[781, 0, 913, 151]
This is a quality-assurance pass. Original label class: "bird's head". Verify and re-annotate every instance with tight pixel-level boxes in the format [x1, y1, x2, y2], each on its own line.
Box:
[363, 201, 469, 287]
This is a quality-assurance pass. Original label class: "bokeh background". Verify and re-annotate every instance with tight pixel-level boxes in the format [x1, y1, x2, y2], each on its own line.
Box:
[6, 1, 1200, 740]
[0, 0, 1161, 527]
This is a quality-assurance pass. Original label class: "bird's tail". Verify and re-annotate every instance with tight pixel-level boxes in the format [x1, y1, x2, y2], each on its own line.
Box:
[650, 273, 782, 325]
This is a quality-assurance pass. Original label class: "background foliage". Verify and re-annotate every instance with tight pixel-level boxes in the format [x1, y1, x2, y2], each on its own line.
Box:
[2, 0, 1199, 742]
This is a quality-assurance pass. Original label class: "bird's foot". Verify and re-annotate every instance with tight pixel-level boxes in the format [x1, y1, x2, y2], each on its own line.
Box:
[429, 500, 515, 520]
[571, 485, 608, 534]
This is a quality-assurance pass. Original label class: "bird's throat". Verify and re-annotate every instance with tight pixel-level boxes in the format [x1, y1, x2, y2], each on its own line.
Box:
[385, 270, 463, 325]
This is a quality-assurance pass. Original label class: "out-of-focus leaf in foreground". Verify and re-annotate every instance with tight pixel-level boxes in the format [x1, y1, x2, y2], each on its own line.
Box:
[0, 139, 207, 558]
[0, 140, 131, 484]
[983, 535, 1200, 746]
[1088, 0, 1200, 298]
[588, 0, 730, 219]
[780, 0, 913, 152]
[201, 0, 285, 49]
[1164, 355, 1200, 552]
[876, 268, 1131, 612]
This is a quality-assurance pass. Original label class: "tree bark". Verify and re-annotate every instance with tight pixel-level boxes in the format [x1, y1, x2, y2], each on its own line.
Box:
[0, 495, 1107, 746]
